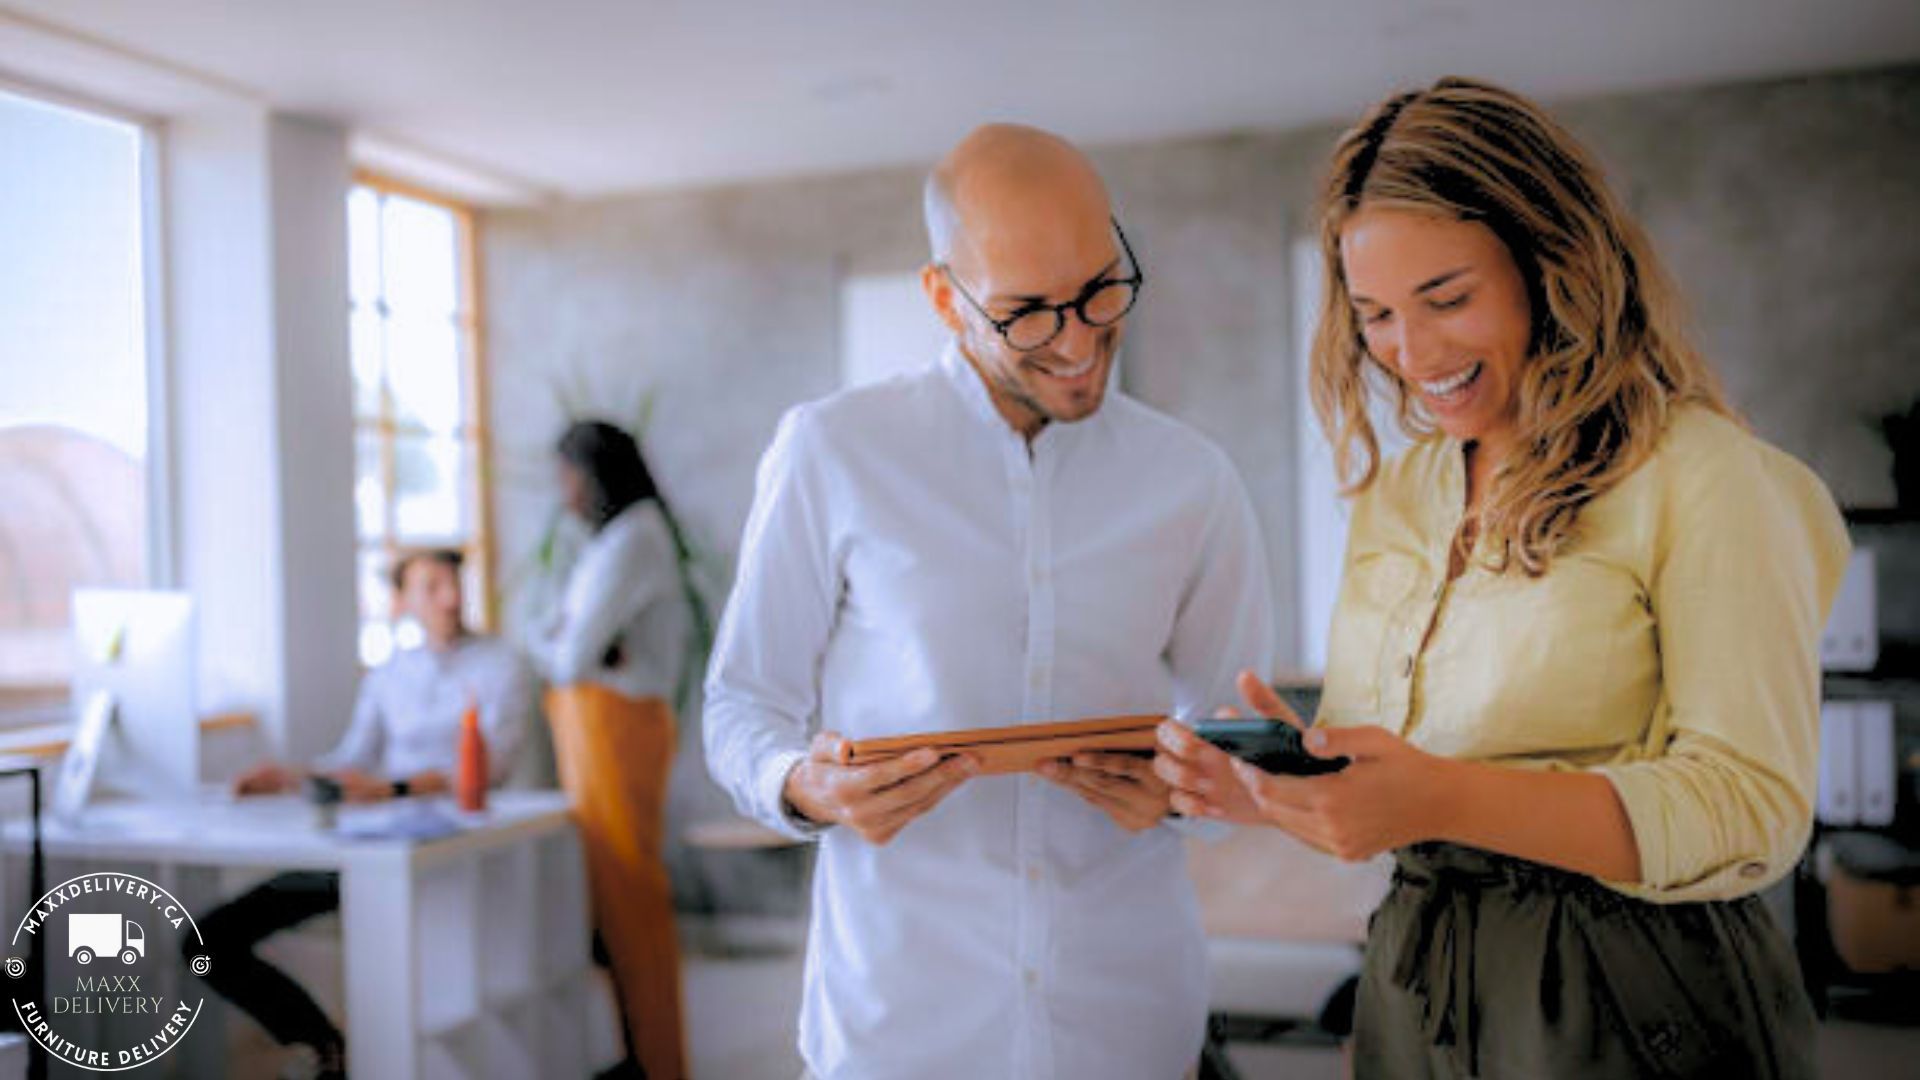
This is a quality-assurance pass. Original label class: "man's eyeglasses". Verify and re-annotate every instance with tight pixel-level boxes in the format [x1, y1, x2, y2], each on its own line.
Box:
[941, 218, 1144, 352]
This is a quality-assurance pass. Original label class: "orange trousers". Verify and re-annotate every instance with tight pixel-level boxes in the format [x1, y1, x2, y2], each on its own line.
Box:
[545, 685, 687, 1080]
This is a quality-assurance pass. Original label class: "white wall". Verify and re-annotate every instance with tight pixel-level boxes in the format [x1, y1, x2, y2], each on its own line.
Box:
[166, 108, 359, 759]
[267, 116, 358, 760]
[165, 102, 283, 730]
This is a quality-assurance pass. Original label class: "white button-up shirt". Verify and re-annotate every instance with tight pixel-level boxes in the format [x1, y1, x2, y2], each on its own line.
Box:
[705, 347, 1273, 1080]
[317, 635, 532, 785]
[531, 500, 690, 702]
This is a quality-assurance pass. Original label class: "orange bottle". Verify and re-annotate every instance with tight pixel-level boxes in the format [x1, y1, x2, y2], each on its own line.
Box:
[457, 700, 488, 813]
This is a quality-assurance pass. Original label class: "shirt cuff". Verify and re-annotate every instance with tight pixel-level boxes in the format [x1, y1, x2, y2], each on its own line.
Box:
[757, 747, 830, 841]
[1594, 763, 1786, 902]
[1165, 813, 1231, 842]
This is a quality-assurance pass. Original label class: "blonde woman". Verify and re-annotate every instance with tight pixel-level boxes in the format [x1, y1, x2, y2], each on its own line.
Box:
[1156, 78, 1849, 1078]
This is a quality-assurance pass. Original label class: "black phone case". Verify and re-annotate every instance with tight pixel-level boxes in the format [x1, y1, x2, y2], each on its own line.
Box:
[1192, 718, 1349, 776]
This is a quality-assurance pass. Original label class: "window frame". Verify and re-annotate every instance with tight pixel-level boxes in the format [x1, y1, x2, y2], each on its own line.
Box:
[348, 171, 499, 653]
[0, 76, 169, 725]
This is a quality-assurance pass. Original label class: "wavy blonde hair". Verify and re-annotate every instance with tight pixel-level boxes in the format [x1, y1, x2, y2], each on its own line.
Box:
[1310, 77, 1735, 575]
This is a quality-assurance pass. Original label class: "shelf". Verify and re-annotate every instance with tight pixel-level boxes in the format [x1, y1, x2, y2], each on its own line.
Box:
[416, 859, 482, 1038]
[1826, 643, 1920, 685]
[478, 845, 538, 1007]
[1843, 507, 1920, 526]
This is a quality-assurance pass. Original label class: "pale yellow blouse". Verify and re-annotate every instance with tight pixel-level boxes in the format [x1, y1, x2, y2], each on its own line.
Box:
[1318, 406, 1850, 902]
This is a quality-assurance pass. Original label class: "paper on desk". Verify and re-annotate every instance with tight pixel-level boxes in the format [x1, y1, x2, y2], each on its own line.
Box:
[333, 803, 464, 841]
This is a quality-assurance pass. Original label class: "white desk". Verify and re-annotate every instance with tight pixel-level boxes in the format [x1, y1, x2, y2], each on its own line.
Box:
[4, 789, 597, 1080]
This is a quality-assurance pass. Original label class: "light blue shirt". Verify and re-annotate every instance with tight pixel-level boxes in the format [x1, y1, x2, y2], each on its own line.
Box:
[318, 634, 532, 784]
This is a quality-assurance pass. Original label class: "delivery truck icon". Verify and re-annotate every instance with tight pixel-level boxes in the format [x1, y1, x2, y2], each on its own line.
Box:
[67, 913, 145, 965]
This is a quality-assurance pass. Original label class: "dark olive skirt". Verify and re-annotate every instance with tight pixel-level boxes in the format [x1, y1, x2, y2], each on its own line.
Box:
[1354, 842, 1818, 1079]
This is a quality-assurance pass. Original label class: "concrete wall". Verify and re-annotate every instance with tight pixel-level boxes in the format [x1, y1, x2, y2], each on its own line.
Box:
[482, 63, 1920, 907]
[1562, 67, 1920, 506]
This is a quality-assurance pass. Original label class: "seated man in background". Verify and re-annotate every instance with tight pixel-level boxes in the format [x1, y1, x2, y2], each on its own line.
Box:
[207, 548, 532, 1080]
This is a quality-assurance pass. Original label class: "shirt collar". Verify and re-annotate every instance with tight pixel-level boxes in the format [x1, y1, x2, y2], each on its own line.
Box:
[597, 499, 649, 541]
[938, 343, 1009, 434]
[402, 632, 474, 671]
[935, 341, 1115, 449]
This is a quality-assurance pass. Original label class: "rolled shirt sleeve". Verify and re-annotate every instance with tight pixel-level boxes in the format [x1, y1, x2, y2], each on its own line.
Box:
[1595, 429, 1850, 901]
[312, 671, 386, 775]
[1162, 448, 1276, 841]
[1164, 444, 1277, 720]
[703, 407, 838, 840]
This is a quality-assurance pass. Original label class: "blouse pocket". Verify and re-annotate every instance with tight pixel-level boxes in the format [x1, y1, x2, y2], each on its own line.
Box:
[1320, 549, 1424, 720]
[1443, 553, 1645, 754]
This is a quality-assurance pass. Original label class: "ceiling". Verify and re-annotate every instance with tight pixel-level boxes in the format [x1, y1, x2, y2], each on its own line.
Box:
[6, 0, 1919, 200]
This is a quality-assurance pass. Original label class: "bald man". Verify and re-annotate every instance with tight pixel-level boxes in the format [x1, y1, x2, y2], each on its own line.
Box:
[704, 125, 1273, 1080]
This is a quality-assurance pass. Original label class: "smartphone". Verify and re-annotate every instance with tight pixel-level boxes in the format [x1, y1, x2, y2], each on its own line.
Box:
[1191, 718, 1349, 776]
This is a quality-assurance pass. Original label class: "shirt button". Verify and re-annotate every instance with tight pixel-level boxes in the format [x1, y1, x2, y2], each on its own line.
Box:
[1023, 969, 1038, 988]
[1739, 861, 1767, 879]
[1027, 865, 1042, 883]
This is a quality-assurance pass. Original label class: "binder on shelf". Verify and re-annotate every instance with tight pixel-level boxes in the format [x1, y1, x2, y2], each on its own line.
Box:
[1856, 700, 1898, 829]
[1817, 701, 1859, 827]
[1820, 549, 1878, 672]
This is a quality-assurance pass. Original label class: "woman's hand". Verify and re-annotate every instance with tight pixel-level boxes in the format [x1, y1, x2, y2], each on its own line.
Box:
[1157, 670, 1460, 861]
[1228, 724, 1457, 861]
[1154, 671, 1307, 826]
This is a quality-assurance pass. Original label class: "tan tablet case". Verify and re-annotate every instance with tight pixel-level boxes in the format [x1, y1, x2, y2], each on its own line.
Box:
[840, 714, 1163, 775]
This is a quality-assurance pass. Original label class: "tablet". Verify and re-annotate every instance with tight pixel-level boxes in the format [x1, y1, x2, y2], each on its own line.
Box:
[840, 715, 1161, 775]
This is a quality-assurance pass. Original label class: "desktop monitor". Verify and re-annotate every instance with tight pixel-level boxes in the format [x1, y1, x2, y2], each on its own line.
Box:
[65, 589, 198, 804]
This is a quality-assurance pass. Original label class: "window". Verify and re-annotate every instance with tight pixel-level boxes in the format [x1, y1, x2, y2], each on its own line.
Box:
[348, 176, 494, 667]
[1292, 238, 1407, 672]
[839, 272, 948, 387]
[0, 86, 156, 720]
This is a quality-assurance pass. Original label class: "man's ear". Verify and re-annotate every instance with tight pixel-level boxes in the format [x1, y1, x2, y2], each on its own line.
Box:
[921, 262, 965, 335]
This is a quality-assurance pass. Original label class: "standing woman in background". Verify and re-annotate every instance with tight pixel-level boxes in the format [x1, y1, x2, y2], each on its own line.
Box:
[535, 419, 706, 1080]
[1157, 77, 1849, 1078]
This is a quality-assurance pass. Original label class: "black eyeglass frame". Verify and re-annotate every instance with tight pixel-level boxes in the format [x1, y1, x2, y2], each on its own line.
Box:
[939, 217, 1145, 352]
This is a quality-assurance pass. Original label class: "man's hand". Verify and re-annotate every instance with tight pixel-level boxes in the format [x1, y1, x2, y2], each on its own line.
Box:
[232, 761, 300, 797]
[1038, 753, 1172, 833]
[782, 733, 980, 845]
[324, 768, 399, 804]
[403, 770, 451, 797]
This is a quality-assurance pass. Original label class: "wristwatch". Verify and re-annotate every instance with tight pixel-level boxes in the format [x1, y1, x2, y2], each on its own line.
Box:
[391, 778, 411, 799]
